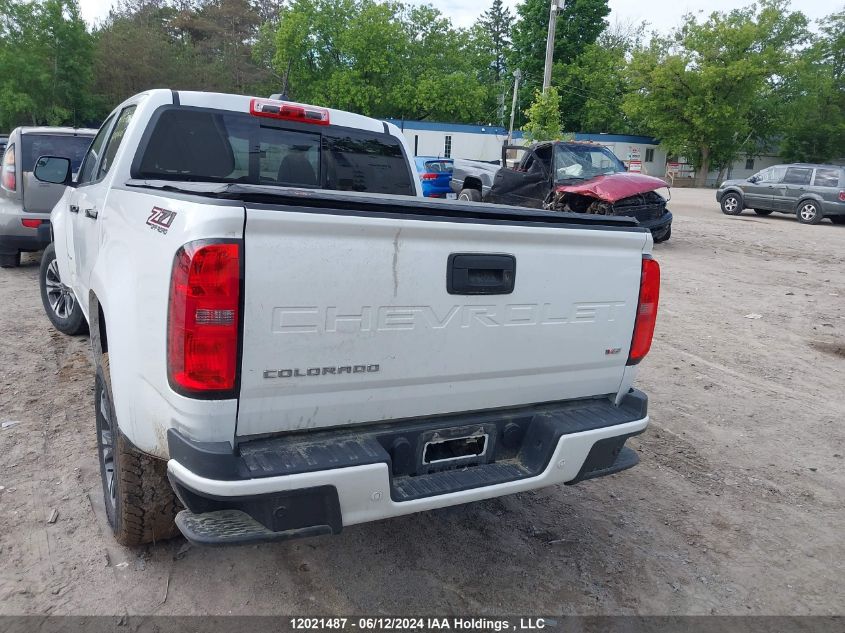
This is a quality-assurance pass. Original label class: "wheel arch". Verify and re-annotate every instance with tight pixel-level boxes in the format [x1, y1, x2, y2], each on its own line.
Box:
[795, 194, 823, 209]
[89, 291, 108, 362]
[462, 176, 483, 192]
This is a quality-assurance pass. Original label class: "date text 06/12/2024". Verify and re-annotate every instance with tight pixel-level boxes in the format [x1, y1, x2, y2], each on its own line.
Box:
[289, 618, 548, 631]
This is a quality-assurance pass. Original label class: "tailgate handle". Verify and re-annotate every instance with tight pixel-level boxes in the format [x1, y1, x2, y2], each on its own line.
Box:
[447, 253, 516, 295]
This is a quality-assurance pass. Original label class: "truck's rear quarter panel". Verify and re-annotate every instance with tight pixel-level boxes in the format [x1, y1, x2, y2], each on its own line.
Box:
[237, 206, 649, 437]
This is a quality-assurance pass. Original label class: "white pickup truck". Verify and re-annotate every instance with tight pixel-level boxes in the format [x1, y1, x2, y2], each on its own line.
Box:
[34, 90, 659, 546]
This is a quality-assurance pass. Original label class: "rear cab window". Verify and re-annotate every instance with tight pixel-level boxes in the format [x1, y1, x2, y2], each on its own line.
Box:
[21, 134, 92, 174]
[132, 107, 415, 196]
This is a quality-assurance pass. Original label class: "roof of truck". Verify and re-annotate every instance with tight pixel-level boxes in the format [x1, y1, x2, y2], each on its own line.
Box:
[13, 127, 98, 136]
[173, 90, 390, 136]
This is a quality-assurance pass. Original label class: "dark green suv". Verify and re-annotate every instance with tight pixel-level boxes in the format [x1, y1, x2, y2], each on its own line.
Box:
[716, 164, 845, 225]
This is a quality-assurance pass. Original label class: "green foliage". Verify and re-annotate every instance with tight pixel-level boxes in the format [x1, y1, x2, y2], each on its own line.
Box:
[93, 0, 274, 113]
[510, 0, 610, 95]
[624, 0, 808, 184]
[476, 0, 512, 84]
[778, 9, 845, 163]
[0, 0, 841, 170]
[553, 21, 644, 134]
[269, 0, 489, 122]
[0, 0, 95, 129]
[523, 87, 562, 141]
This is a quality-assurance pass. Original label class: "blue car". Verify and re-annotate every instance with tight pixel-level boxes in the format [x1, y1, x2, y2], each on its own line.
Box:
[414, 156, 455, 198]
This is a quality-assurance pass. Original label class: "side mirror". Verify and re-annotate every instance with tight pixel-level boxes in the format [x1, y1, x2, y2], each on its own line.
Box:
[34, 156, 72, 186]
[748, 176, 759, 184]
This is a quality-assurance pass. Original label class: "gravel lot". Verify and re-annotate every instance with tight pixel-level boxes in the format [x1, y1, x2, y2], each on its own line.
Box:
[0, 188, 843, 616]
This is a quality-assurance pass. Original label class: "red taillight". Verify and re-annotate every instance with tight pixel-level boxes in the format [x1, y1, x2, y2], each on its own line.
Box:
[1, 149, 15, 191]
[421, 173, 439, 181]
[167, 241, 241, 395]
[627, 257, 660, 365]
[250, 98, 330, 125]
[21, 219, 42, 228]
[839, 191, 845, 202]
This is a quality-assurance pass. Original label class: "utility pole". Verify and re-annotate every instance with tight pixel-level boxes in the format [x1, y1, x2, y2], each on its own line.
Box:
[507, 69, 522, 145]
[543, 0, 562, 92]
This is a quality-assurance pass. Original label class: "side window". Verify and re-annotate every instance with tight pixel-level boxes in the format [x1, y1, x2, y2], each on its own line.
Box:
[783, 167, 813, 185]
[769, 166, 787, 183]
[78, 115, 114, 185]
[755, 168, 772, 182]
[813, 168, 840, 187]
[97, 106, 136, 179]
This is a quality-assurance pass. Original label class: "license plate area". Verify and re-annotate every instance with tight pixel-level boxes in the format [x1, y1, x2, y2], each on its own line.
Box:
[446, 192, 457, 199]
[424, 434, 487, 464]
[417, 424, 495, 474]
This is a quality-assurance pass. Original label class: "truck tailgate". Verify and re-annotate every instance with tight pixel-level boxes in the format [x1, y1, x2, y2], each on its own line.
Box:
[237, 202, 649, 437]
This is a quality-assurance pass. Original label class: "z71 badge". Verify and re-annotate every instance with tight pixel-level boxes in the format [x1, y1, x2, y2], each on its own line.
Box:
[146, 207, 177, 234]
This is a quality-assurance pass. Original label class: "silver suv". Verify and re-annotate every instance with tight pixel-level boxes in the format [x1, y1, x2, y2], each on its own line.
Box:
[716, 164, 845, 225]
[0, 127, 97, 267]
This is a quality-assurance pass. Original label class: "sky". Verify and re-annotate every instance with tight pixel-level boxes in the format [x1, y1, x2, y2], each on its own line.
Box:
[78, 0, 836, 32]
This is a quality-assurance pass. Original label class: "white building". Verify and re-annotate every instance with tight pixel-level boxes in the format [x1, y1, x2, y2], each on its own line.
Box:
[389, 120, 781, 186]
[387, 119, 512, 162]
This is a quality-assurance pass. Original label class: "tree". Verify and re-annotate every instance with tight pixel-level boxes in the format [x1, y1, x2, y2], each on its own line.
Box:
[476, 0, 512, 84]
[553, 20, 644, 134]
[269, 0, 490, 122]
[0, 0, 95, 129]
[778, 9, 845, 163]
[510, 0, 610, 97]
[624, 0, 808, 186]
[523, 87, 562, 140]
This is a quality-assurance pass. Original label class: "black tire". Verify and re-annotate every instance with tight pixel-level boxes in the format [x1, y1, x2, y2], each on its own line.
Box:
[720, 193, 743, 215]
[829, 216, 845, 225]
[458, 188, 481, 202]
[796, 200, 823, 225]
[653, 225, 671, 243]
[96, 354, 181, 545]
[754, 209, 773, 216]
[0, 252, 21, 268]
[39, 243, 87, 335]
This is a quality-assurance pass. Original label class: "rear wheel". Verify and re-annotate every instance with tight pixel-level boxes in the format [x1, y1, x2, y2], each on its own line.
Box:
[39, 243, 87, 335]
[796, 200, 823, 225]
[458, 188, 481, 202]
[720, 193, 742, 215]
[96, 354, 181, 545]
[754, 209, 773, 216]
[0, 252, 20, 268]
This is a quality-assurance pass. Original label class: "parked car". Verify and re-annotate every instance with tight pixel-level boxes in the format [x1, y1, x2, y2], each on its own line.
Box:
[414, 156, 455, 198]
[35, 89, 658, 546]
[717, 164, 845, 225]
[0, 127, 97, 267]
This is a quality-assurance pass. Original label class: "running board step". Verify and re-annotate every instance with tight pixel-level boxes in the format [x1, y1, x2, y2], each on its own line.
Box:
[175, 509, 332, 546]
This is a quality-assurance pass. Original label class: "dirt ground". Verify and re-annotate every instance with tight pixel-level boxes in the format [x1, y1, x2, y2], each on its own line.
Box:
[0, 188, 843, 616]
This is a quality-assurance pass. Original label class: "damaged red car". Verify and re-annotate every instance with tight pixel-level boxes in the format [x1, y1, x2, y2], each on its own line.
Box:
[451, 141, 673, 243]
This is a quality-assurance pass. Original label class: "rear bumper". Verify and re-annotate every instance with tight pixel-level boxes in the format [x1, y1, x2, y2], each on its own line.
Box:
[0, 227, 51, 254]
[167, 391, 649, 545]
[637, 210, 672, 234]
[0, 210, 51, 254]
[821, 200, 845, 216]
